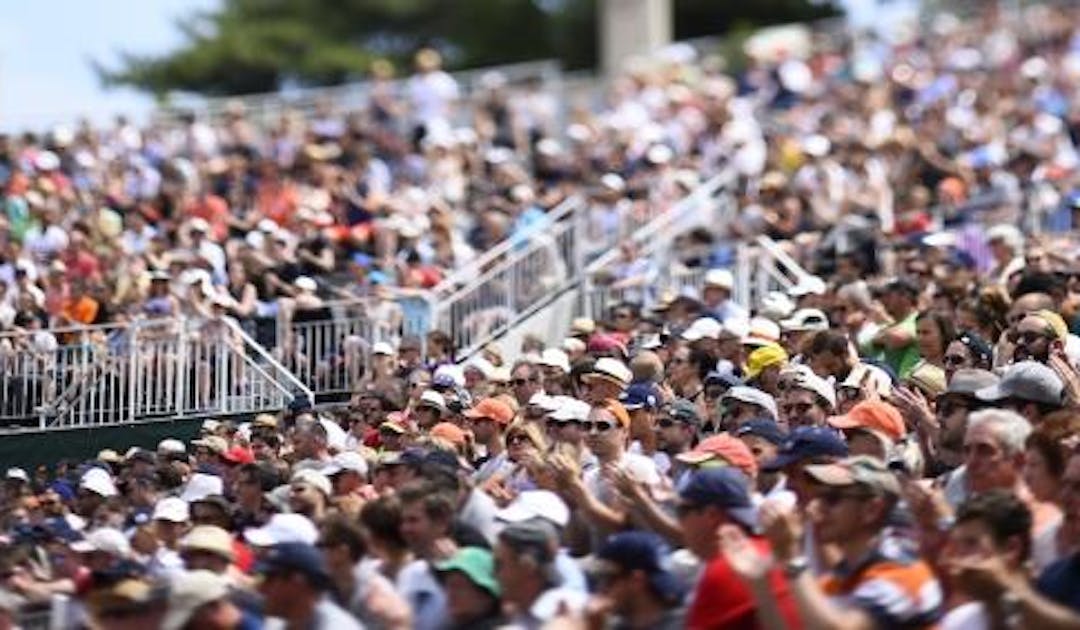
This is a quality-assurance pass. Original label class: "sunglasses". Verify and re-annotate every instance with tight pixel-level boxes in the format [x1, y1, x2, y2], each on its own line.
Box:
[512, 377, 539, 386]
[584, 420, 616, 433]
[1012, 330, 1053, 345]
[548, 419, 581, 428]
[943, 353, 969, 367]
[506, 434, 532, 446]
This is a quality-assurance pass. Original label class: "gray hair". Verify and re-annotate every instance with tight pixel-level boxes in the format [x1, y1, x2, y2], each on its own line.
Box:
[967, 409, 1032, 457]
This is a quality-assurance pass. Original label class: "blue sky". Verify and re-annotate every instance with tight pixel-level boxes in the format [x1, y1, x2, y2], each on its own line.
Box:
[0, 0, 219, 132]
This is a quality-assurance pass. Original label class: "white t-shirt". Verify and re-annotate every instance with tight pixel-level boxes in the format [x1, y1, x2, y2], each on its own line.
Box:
[394, 559, 445, 630]
[407, 71, 460, 126]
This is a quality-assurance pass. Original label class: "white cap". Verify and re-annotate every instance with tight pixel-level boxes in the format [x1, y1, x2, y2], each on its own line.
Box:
[419, 390, 447, 411]
[527, 392, 554, 411]
[5, 468, 28, 483]
[294, 276, 318, 292]
[70, 527, 131, 557]
[157, 439, 187, 455]
[840, 363, 894, 398]
[986, 224, 1024, 251]
[682, 317, 722, 342]
[786, 369, 837, 410]
[163, 570, 231, 630]
[704, 268, 735, 290]
[80, 467, 117, 498]
[291, 469, 332, 497]
[721, 318, 751, 340]
[586, 357, 633, 387]
[153, 497, 191, 523]
[788, 276, 827, 297]
[34, 151, 60, 171]
[744, 317, 781, 347]
[562, 338, 586, 354]
[550, 398, 591, 422]
[760, 292, 797, 319]
[189, 217, 211, 233]
[322, 451, 369, 478]
[780, 308, 830, 332]
[496, 490, 570, 528]
[257, 219, 279, 233]
[200, 419, 221, 434]
[371, 341, 395, 356]
[433, 364, 466, 388]
[600, 173, 626, 192]
[538, 348, 570, 374]
[180, 473, 224, 503]
[646, 144, 674, 164]
[244, 513, 318, 547]
[722, 386, 778, 420]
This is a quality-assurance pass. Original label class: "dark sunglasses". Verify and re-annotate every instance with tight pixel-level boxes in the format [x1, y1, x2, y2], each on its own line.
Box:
[512, 377, 539, 386]
[584, 420, 616, 433]
[1011, 330, 1053, 345]
[942, 353, 969, 367]
[506, 434, 532, 446]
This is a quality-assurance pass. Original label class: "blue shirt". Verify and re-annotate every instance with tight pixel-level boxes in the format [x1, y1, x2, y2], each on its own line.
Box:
[1036, 552, 1080, 613]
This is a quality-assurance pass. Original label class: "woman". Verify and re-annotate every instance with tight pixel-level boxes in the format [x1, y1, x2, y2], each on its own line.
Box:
[481, 422, 547, 504]
[942, 331, 994, 382]
[915, 310, 955, 369]
[1023, 411, 1080, 572]
[666, 345, 702, 400]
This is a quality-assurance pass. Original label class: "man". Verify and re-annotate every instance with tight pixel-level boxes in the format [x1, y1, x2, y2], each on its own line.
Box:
[975, 360, 1065, 425]
[288, 469, 331, 521]
[494, 519, 586, 628]
[720, 386, 779, 432]
[255, 542, 362, 629]
[466, 398, 516, 483]
[779, 308, 831, 356]
[743, 343, 788, 396]
[911, 369, 998, 477]
[701, 268, 748, 323]
[395, 481, 455, 630]
[232, 463, 279, 531]
[655, 400, 700, 478]
[150, 497, 191, 578]
[162, 570, 244, 630]
[434, 547, 504, 629]
[179, 526, 234, 575]
[510, 361, 544, 407]
[495, 490, 587, 593]
[826, 400, 906, 460]
[1012, 310, 1068, 363]
[779, 368, 835, 429]
[758, 456, 944, 629]
[582, 357, 632, 405]
[589, 531, 687, 629]
[290, 421, 332, 469]
[322, 451, 370, 513]
[734, 419, 789, 498]
[414, 390, 447, 431]
[870, 278, 921, 378]
[1035, 451, 1080, 615]
[675, 467, 802, 628]
[620, 382, 668, 474]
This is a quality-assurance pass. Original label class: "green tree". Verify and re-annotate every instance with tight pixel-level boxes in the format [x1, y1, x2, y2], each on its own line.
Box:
[96, 0, 836, 97]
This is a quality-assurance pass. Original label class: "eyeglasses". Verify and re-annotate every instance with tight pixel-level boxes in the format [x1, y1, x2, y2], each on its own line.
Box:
[584, 420, 616, 433]
[657, 417, 677, 428]
[943, 353, 969, 367]
[548, 419, 581, 428]
[512, 377, 539, 387]
[1011, 330, 1053, 345]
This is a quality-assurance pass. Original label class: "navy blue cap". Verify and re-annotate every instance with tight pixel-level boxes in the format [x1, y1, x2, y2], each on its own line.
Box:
[399, 448, 427, 469]
[596, 531, 685, 603]
[705, 370, 743, 388]
[734, 419, 787, 446]
[678, 468, 755, 528]
[762, 426, 849, 472]
[620, 383, 662, 411]
[254, 542, 331, 589]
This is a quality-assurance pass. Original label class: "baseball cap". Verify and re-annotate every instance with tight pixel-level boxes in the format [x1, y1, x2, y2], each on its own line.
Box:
[1030, 310, 1068, 341]
[704, 268, 734, 290]
[975, 361, 1064, 406]
[827, 400, 906, 442]
[80, 467, 118, 498]
[734, 419, 787, 445]
[321, 451, 369, 478]
[464, 398, 515, 425]
[661, 399, 700, 425]
[803, 455, 901, 497]
[722, 386, 778, 420]
[180, 473, 224, 503]
[254, 542, 331, 589]
[678, 467, 756, 529]
[682, 317, 723, 342]
[153, 497, 190, 523]
[244, 514, 318, 547]
[744, 317, 782, 347]
[221, 446, 255, 465]
[762, 426, 849, 471]
[839, 363, 893, 398]
[5, 468, 28, 483]
[418, 390, 447, 412]
[70, 527, 131, 557]
[743, 344, 788, 380]
[550, 398, 591, 422]
[434, 547, 501, 599]
[780, 308, 830, 332]
[620, 383, 662, 411]
[584, 357, 633, 388]
[157, 439, 187, 456]
[954, 332, 993, 366]
[179, 526, 235, 562]
[371, 341, 395, 356]
[594, 531, 685, 603]
[538, 349, 571, 374]
[162, 570, 231, 630]
[495, 490, 570, 528]
[498, 519, 559, 565]
[587, 334, 627, 357]
[192, 436, 228, 455]
[430, 422, 468, 447]
[785, 369, 836, 410]
[945, 369, 999, 397]
[291, 469, 332, 497]
[676, 434, 758, 477]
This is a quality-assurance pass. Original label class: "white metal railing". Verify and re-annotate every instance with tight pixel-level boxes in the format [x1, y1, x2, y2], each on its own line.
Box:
[734, 235, 817, 310]
[0, 317, 311, 431]
[155, 59, 562, 129]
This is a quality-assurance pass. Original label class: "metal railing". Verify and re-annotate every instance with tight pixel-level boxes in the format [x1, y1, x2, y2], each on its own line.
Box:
[734, 235, 817, 310]
[0, 317, 311, 431]
[155, 59, 562, 129]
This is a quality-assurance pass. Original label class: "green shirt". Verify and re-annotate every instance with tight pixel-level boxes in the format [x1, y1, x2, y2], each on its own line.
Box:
[876, 312, 921, 379]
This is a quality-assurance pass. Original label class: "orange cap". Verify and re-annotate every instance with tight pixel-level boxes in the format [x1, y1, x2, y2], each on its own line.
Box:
[827, 400, 905, 441]
[676, 434, 758, 478]
[464, 398, 515, 425]
[601, 399, 631, 428]
[431, 422, 467, 446]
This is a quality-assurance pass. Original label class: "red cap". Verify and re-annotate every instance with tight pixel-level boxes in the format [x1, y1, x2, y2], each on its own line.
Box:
[221, 446, 255, 465]
[828, 400, 905, 441]
[676, 434, 758, 478]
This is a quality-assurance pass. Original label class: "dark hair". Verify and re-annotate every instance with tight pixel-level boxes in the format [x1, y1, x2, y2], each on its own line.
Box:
[319, 515, 367, 562]
[952, 331, 993, 369]
[1026, 411, 1080, 479]
[359, 496, 408, 551]
[396, 481, 457, 523]
[1012, 272, 1065, 300]
[238, 463, 281, 492]
[807, 330, 850, 357]
[955, 489, 1033, 562]
[916, 310, 956, 357]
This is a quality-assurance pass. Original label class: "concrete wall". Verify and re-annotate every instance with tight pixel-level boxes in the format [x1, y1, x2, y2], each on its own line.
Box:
[599, 0, 673, 75]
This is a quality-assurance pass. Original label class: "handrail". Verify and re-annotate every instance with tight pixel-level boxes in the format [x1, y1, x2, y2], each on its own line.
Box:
[754, 235, 815, 284]
[430, 194, 584, 297]
[223, 317, 314, 405]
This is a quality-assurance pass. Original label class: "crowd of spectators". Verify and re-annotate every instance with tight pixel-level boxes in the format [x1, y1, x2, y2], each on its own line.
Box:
[6, 2, 1080, 630]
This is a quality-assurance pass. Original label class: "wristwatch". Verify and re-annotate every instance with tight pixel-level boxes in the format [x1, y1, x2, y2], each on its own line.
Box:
[782, 555, 810, 579]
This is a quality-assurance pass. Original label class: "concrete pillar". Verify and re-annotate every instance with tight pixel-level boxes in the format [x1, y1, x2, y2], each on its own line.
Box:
[599, 0, 673, 75]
